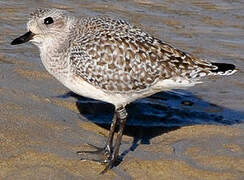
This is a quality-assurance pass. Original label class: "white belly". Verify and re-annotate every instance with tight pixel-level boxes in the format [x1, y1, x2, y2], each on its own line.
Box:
[61, 74, 198, 108]
[62, 75, 131, 108]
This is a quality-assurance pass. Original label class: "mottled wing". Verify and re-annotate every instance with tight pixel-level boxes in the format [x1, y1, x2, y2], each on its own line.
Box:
[70, 17, 213, 93]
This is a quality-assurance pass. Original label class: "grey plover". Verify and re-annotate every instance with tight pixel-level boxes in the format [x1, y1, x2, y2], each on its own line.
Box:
[11, 8, 237, 173]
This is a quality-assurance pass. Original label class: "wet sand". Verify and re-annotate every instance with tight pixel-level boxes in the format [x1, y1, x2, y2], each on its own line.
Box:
[1, 0, 244, 179]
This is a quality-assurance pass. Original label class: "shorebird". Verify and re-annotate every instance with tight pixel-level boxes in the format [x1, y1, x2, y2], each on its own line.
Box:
[11, 8, 237, 173]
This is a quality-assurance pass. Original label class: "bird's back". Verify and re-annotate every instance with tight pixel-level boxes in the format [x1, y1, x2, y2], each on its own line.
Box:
[69, 16, 236, 94]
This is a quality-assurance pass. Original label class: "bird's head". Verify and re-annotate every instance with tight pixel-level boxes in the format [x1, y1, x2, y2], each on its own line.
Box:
[11, 8, 75, 47]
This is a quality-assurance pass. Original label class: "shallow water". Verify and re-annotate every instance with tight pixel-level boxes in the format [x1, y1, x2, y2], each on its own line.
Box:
[1, 0, 244, 126]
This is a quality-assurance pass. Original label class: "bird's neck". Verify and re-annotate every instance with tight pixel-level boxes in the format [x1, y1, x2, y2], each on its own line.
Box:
[39, 34, 71, 81]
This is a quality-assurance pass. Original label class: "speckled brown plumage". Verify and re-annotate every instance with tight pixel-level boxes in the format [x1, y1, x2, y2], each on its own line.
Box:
[70, 16, 217, 93]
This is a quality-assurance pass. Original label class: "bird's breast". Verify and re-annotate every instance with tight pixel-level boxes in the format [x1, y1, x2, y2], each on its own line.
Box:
[40, 49, 69, 83]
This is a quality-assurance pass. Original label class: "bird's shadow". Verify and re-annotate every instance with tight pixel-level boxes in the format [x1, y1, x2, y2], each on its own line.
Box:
[57, 90, 244, 160]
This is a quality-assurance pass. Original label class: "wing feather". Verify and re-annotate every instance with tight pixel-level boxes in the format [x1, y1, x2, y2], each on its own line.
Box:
[69, 17, 213, 93]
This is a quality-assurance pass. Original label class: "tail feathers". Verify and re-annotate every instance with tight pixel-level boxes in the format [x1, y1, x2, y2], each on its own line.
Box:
[210, 63, 237, 76]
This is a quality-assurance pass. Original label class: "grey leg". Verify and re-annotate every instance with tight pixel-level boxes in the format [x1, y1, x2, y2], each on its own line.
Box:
[101, 106, 127, 174]
[77, 106, 127, 173]
[77, 112, 118, 158]
[105, 112, 117, 155]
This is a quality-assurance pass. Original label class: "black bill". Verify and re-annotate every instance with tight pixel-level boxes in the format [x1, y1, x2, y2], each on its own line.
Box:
[11, 31, 35, 45]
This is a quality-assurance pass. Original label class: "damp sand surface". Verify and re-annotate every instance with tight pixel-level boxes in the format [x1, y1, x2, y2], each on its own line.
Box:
[0, 0, 244, 179]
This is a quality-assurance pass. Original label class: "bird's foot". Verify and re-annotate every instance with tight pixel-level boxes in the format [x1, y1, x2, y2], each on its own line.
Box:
[77, 143, 112, 164]
[100, 155, 121, 174]
[77, 143, 111, 156]
[77, 143, 121, 173]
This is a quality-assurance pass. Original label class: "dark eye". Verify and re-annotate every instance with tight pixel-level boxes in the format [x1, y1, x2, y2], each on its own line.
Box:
[44, 17, 54, 25]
